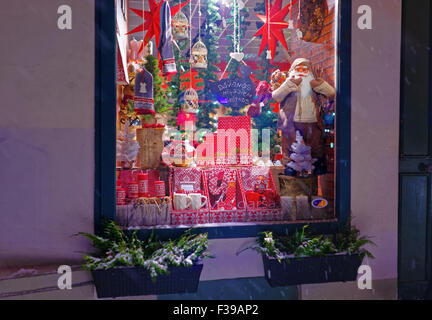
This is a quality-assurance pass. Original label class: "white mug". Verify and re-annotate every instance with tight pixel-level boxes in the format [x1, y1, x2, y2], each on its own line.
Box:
[188, 193, 208, 210]
[173, 193, 192, 211]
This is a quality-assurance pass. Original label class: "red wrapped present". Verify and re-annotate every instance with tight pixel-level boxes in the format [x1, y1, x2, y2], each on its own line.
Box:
[171, 211, 209, 225]
[238, 167, 283, 222]
[240, 167, 270, 191]
[196, 133, 216, 167]
[172, 167, 202, 194]
[217, 116, 252, 166]
[204, 168, 248, 223]
[205, 168, 237, 210]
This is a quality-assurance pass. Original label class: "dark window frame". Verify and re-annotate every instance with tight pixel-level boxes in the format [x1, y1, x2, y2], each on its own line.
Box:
[94, 0, 352, 239]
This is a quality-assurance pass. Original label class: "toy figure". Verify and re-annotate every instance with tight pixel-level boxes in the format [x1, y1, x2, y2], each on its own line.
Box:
[271, 58, 335, 175]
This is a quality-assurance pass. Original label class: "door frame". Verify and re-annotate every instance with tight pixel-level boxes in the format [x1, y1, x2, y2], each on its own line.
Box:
[398, 0, 432, 300]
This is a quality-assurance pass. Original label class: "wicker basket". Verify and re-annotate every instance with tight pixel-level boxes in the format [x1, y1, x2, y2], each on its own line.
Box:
[116, 197, 171, 226]
[136, 127, 164, 169]
[279, 175, 318, 197]
[279, 175, 319, 220]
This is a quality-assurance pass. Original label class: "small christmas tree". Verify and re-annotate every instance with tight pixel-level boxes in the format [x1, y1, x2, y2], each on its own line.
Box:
[144, 54, 172, 114]
[116, 121, 140, 168]
[287, 131, 317, 176]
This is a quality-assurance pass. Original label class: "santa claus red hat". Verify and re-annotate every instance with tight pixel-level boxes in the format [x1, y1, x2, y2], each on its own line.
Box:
[288, 58, 312, 73]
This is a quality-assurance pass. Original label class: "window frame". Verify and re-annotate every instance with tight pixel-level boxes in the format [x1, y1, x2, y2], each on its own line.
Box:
[94, 0, 352, 239]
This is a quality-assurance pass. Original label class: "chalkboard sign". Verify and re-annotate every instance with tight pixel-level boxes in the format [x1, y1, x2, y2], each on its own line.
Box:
[207, 66, 255, 109]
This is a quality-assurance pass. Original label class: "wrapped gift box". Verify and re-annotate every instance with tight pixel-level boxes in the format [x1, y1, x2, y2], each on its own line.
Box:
[196, 133, 216, 167]
[203, 168, 247, 223]
[239, 167, 283, 222]
[216, 116, 252, 166]
[171, 211, 210, 225]
[172, 167, 203, 194]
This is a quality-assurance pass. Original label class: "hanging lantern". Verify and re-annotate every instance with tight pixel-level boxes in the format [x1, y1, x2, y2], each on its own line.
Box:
[182, 87, 199, 113]
[190, 40, 208, 69]
[172, 10, 189, 40]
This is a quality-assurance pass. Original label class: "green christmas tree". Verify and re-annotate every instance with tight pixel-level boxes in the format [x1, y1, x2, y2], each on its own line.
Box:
[196, 0, 222, 130]
[144, 54, 172, 114]
[168, 33, 190, 128]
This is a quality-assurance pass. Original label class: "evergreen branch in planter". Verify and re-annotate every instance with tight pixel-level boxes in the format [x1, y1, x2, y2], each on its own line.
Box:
[251, 224, 375, 261]
[78, 221, 211, 279]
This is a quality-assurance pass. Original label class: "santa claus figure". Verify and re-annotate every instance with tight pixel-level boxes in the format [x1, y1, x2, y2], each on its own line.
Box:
[271, 58, 335, 176]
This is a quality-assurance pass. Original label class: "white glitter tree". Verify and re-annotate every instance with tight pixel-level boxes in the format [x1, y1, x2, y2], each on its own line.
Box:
[287, 131, 317, 176]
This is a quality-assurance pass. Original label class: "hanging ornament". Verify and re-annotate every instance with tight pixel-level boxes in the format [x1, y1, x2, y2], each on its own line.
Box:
[127, 0, 189, 75]
[172, 10, 189, 40]
[266, 50, 272, 60]
[287, 0, 295, 30]
[237, 0, 245, 10]
[126, 0, 191, 40]
[190, 0, 207, 69]
[182, 87, 199, 113]
[190, 40, 208, 69]
[296, 29, 303, 39]
[134, 68, 155, 115]
[254, 0, 298, 62]
[229, 0, 244, 63]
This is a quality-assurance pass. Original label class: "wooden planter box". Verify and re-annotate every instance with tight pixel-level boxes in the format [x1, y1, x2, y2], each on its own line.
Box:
[262, 253, 362, 287]
[91, 262, 203, 298]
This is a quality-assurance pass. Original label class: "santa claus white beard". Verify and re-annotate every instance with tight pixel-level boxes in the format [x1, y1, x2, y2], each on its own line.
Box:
[289, 71, 315, 100]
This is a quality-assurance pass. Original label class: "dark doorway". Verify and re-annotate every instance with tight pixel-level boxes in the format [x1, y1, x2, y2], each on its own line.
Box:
[399, 0, 432, 300]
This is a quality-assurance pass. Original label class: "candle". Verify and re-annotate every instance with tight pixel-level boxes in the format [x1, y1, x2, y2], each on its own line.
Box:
[155, 181, 165, 197]
[116, 187, 126, 205]
[128, 180, 139, 199]
[138, 173, 149, 197]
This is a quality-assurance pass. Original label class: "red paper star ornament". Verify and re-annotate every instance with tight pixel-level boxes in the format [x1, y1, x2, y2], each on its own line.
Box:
[127, 0, 191, 51]
[254, 0, 298, 62]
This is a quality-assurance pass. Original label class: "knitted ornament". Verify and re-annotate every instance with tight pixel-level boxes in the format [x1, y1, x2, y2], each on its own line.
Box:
[134, 68, 155, 115]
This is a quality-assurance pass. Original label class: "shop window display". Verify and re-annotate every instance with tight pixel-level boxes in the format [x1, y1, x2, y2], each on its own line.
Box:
[115, 0, 338, 228]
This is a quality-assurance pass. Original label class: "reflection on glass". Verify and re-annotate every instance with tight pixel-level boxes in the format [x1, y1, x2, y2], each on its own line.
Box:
[114, 0, 338, 227]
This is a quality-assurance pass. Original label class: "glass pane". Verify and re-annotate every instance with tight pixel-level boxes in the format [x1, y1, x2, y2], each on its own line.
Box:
[114, 0, 338, 227]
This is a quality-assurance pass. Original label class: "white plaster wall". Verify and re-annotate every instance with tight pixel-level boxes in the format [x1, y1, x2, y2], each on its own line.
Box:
[301, 0, 401, 299]
[350, 0, 400, 281]
[0, 0, 95, 268]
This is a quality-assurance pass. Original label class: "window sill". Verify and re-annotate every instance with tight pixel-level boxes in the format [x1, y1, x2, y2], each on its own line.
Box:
[123, 219, 339, 240]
